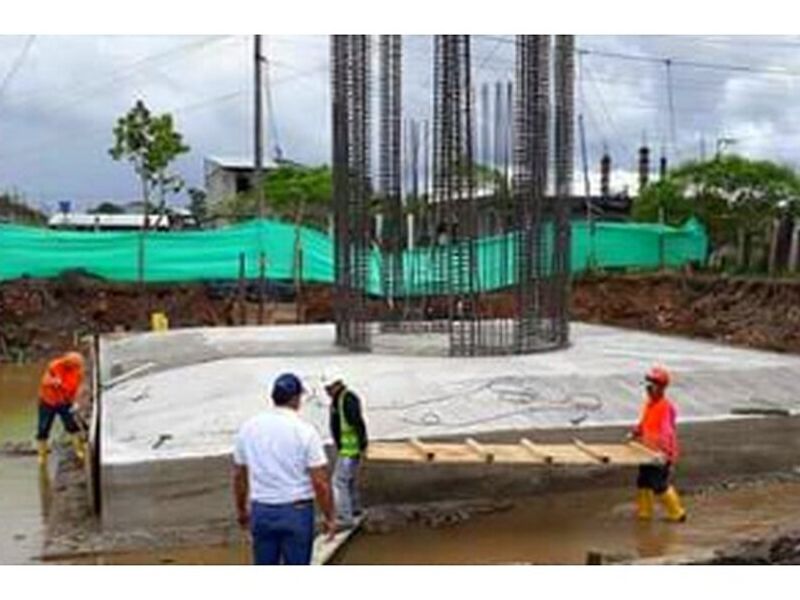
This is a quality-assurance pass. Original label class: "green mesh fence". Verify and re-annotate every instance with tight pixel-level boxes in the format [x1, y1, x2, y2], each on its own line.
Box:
[0, 217, 707, 290]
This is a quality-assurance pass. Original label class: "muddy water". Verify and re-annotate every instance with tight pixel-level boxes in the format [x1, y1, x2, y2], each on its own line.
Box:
[336, 482, 800, 565]
[0, 362, 47, 564]
[56, 479, 800, 565]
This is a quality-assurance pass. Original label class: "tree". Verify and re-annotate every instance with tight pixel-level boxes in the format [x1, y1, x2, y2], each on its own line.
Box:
[109, 100, 190, 224]
[187, 187, 208, 227]
[109, 99, 190, 292]
[0, 192, 47, 226]
[89, 201, 126, 215]
[633, 155, 800, 270]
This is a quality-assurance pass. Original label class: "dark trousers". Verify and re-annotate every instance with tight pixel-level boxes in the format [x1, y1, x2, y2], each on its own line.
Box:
[637, 462, 672, 494]
[36, 403, 79, 441]
[250, 500, 315, 565]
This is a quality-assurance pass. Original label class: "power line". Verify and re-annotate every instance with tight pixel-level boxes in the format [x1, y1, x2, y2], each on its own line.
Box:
[0, 63, 329, 165]
[479, 35, 800, 79]
[0, 35, 36, 102]
[2, 36, 235, 109]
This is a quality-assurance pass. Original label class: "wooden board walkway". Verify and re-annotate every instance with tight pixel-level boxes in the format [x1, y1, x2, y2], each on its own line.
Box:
[366, 438, 664, 466]
[311, 516, 364, 565]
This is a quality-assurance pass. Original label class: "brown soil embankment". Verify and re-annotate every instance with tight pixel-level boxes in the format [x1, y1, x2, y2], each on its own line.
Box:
[5, 272, 800, 362]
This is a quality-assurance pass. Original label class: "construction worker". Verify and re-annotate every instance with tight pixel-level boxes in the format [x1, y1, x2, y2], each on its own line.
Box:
[630, 366, 687, 523]
[36, 351, 87, 467]
[324, 368, 368, 529]
[232, 373, 335, 565]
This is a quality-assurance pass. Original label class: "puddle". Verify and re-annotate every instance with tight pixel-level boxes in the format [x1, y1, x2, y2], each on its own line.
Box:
[0, 362, 48, 564]
[52, 480, 800, 565]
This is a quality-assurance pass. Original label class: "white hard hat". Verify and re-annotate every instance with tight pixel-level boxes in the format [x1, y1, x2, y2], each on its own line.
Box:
[321, 367, 345, 387]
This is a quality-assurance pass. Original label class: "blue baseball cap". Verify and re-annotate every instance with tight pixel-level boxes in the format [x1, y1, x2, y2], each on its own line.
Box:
[272, 372, 304, 405]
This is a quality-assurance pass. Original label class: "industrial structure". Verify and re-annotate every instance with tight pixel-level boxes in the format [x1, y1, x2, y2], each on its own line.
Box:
[331, 35, 575, 356]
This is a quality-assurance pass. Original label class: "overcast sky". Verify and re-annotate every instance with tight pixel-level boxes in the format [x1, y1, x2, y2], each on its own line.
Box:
[2, 34, 800, 212]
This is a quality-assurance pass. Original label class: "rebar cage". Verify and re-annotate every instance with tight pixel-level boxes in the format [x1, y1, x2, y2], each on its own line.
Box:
[331, 35, 574, 356]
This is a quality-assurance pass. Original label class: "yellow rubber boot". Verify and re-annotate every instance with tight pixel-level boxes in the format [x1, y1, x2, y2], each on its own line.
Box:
[70, 434, 86, 463]
[658, 486, 687, 523]
[37, 441, 49, 468]
[636, 489, 654, 520]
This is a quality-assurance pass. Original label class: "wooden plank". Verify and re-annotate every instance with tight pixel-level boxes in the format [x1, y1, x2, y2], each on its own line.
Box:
[465, 438, 494, 463]
[365, 439, 660, 467]
[572, 439, 610, 464]
[311, 516, 364, 565]
[626, 441, 666, 464]
[519, 438, 554, 464]
[408, 438, 435, 462]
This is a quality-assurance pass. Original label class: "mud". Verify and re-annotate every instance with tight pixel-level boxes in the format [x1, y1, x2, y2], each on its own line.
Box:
[8, 272, 800, 362]
[0, 273, 330, 362]
[38, 478, 800, 565]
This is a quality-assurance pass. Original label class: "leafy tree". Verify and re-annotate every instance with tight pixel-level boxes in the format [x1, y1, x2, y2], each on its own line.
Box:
[187, 187, 208, 227]
[89, 201, 126, 215]
[109, 99, 190, 225]
[633, 155, 800, 268]
[0, 192, 47, 226]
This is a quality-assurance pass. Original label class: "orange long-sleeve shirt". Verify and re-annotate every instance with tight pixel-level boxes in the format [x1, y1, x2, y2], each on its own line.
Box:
[635, 395, 679, 463]
[39, 356, 84, 408]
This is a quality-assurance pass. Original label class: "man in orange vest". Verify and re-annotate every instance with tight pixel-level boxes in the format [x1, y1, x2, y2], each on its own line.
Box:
[630, 366, 687, 523]
[36, 351, 87, 467]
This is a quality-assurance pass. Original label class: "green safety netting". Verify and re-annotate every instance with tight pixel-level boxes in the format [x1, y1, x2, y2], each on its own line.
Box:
[0, 217, 708, 291]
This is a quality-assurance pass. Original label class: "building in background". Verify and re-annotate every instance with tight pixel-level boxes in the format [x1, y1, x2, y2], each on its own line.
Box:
[203, 155, 280, 205]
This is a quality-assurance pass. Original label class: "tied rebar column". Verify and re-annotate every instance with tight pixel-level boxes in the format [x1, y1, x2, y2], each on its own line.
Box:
[331, 35, 372, 351]
[330, 34, 572, 356]
[513, 35, 551, 352]
[552, 34, 575, 345]
[431, 35, 480, 356]
[378, 35, 404, 328]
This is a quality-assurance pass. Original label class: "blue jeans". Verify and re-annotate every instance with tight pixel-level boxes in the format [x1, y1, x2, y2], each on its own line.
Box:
[333, 456, 362, 525]
[36, 403, 79, 441]
[250, 501, 315, 565]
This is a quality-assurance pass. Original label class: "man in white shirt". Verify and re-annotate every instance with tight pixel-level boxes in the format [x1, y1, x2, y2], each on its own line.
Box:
[232, 372, 335, 565]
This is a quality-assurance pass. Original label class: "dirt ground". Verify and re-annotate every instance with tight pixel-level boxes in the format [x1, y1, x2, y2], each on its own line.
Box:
[6, 270, 800, 362]
[0, 272, 332, 361]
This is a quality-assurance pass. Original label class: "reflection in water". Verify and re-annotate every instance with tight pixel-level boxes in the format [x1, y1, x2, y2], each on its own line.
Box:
[1, 362, 47, 564]
[633, 521, 678, 558]
[37, 467, 52, 522]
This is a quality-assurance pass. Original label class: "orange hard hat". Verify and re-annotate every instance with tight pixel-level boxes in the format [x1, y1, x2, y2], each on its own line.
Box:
[63, 352, 85, 369]
[645, 366, 670, 387]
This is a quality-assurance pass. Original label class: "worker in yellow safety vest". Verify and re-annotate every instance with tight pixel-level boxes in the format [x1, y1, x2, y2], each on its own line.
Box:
[324, 368, 369, 530]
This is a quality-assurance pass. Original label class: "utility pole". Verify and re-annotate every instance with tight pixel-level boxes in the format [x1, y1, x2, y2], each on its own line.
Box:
[254, 35, 267, 324]
[578, 114, 594, 267]
[254, 34, 265, 219]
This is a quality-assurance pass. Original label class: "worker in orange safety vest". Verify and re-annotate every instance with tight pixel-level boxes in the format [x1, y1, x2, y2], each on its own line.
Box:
[36, 351, 87, 467]
[629, 366, 687, 523]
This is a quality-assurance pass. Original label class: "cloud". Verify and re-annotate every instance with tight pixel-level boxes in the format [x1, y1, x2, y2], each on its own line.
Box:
[1, 34, 799, 212]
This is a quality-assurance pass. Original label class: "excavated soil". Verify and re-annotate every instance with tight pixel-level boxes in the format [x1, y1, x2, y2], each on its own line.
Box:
[5, 271, 800, 361]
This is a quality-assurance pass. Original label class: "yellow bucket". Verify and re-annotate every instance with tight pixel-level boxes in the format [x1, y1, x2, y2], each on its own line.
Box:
[150, 312, 169, 332]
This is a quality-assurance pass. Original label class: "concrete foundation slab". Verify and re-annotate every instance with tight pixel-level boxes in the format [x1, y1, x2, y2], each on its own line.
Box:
[97, 323, 800, 532]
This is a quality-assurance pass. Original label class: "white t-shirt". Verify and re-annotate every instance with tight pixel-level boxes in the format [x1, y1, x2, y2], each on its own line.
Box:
[233, 407, 328, 504]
